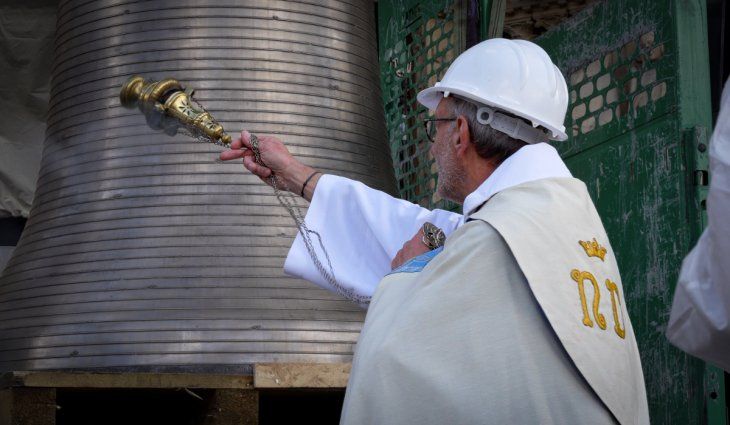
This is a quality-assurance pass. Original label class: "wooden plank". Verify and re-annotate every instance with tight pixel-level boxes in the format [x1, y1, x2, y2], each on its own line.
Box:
[254, 363, 350, 389]
[1, 372, 253, 390]
[1, 363, 352, 391]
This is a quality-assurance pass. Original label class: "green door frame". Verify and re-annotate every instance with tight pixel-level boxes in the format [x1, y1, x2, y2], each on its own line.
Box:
[665, 0, 725, 422]
[677, 0, 729, 419]
[478, 0, 505, 40]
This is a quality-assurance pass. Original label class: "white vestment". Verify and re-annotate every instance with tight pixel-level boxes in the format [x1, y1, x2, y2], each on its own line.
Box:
[666, 78, 730, 371]
[284, 143, 649, 424]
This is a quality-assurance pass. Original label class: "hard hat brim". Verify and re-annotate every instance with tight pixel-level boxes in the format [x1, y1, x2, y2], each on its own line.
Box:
[417, 86, 568, 141]
[416, 86, 445, 111]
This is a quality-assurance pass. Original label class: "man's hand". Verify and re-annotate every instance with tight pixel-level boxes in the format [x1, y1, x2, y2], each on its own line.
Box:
[220, 131, 320, 200]
[391, 227, 431, 270]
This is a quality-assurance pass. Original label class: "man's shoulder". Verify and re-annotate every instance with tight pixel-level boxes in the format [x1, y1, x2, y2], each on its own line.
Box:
[440, 218, 515, 266]
[475, 177, 588, 215]
[470, 177, 599, 235]
[449, 216, 502, 244]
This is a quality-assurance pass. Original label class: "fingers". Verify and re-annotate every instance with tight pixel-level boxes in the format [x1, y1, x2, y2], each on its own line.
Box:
[220, 133, 254, 161]
[243, 155, 272, 178]
[240, 130, 254, 150]
[391, 248, 404, 270]
[230, 136, 243, 149]
[391, 229, 432, 270]
[220, 130, 271, 180]
[219, 147, 245, 161]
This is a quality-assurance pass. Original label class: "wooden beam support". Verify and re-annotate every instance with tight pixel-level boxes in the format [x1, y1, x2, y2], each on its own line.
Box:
[0, 365, 350, 424]
[254, 363, 350, 389]
[2, 364, 350, 391]
[1, 372, 253, 390]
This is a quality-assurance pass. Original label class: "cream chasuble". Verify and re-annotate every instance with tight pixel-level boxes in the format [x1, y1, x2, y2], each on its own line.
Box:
[341, 178, 648, 425]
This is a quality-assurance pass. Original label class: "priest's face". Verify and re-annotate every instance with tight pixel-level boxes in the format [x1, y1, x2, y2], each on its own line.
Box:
[431, 98, 467, 203]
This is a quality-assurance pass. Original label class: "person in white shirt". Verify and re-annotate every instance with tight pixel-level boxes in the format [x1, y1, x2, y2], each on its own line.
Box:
[222, 39, 649, 425]
[666, 77, 730, 371]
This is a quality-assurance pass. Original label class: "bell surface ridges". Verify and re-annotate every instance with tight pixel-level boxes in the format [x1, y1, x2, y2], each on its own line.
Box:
[0, 0, 395, 372]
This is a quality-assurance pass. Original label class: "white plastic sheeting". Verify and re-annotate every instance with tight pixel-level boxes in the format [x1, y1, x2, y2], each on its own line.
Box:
[0, 1, 56, 217]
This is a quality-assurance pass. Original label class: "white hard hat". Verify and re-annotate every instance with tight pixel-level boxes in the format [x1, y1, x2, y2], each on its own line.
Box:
[417, 38, 569, 141]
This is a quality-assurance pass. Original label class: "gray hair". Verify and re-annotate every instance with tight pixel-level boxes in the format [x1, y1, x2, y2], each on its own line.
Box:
[449, 97, 528, 165]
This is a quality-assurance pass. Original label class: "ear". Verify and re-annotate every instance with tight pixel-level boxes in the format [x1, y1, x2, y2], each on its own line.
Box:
[453, 115, 471, 157]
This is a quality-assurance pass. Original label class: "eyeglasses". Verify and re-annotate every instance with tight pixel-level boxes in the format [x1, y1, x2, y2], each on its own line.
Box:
[423, 117, 457, 143]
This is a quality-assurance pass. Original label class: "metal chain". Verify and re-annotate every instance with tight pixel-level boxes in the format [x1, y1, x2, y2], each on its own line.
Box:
[250, 135, 371, 306]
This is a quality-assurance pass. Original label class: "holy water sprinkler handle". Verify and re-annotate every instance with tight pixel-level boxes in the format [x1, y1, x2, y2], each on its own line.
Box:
[119, 75, 232, 146]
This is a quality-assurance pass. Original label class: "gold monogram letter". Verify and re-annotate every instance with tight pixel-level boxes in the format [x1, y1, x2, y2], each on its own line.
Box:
[570, 269, 607, 329]
[605, 279, 627, 339]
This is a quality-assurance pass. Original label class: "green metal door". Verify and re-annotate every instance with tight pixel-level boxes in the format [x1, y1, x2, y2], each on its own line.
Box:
[377, 0, 726, 423]
[535, 1, 725, 423]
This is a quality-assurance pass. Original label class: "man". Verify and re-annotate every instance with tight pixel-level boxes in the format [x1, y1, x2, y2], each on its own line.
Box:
[222, 39, 649, 424]
[666, 77, 730, 371]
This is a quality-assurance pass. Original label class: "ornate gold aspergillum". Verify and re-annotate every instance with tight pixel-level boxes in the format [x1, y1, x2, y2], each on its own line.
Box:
[578, 238, 607, 261]
[120, 76, 232, 146]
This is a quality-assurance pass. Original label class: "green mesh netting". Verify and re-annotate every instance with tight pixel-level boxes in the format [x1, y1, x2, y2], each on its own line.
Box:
[379, 0, 466, 210]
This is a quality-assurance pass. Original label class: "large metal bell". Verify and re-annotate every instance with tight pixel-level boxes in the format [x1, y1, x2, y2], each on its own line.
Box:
[0, 0, 395, 372]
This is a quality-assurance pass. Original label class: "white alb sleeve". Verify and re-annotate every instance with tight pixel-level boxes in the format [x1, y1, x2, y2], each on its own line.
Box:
[666, 78, 730, 371]
[284, 174, 462, 299]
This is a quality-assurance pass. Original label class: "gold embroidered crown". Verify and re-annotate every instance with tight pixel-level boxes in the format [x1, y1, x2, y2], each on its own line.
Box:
[579, 238, 607, 261]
